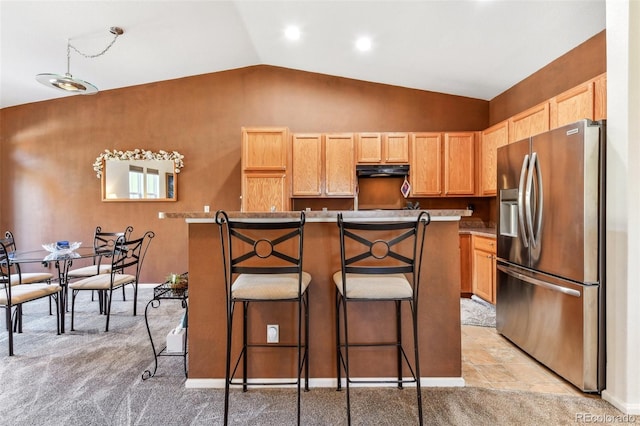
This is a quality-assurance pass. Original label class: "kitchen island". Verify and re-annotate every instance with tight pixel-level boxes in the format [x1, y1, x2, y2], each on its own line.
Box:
[159, 209, 470, 387]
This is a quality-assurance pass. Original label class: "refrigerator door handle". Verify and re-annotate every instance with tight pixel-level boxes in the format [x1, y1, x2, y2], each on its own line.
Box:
[525, 152, 537, 248]
[518, 154, 530, 248]
[532, 152, 544, 247]
[497, 264, 581, 297]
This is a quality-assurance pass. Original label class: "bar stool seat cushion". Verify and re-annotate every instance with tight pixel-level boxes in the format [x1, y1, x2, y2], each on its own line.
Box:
[0, 283, 61, 305]
[10, 272, 53, 286]
[333, 272, 413, 299]
[67, 264, 111, 278]
[232, 272, 312, 300]
[69, 273, 135, 291]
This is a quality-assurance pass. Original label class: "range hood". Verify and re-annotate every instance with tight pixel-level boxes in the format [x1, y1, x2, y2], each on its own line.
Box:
[356, 164, 409, 178]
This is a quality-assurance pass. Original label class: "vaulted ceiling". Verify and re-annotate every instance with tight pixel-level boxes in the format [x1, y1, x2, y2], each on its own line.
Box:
[0, 1, 605, 109]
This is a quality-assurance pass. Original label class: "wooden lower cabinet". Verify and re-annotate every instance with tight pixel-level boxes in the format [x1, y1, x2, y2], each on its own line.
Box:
[471, 235, 496, 304]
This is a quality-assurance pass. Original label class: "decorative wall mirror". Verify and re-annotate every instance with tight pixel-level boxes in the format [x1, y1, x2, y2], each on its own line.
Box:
[94, 149, 184, 202]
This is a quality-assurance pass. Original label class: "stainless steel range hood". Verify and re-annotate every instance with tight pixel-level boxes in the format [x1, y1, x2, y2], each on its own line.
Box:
[356, 164, 409, 178]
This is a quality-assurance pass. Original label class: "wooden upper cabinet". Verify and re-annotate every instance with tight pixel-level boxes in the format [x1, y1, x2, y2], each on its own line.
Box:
[325, 133, 355, 196]
[242, 127, 289, 171]
[480, 120, 509, 196]
[550, 81, 594, 129]
[410, 133, 442, 196]
[356, 133, 382, 163]
[356, 132, 409, 164]
[291, 133, 355, 197]
[444, 132, 476, 196]
[291, 134, 322, 196]
[594, 73, 607, 121]
[508, 102, 549, 143]
[383, 133, 410, 163]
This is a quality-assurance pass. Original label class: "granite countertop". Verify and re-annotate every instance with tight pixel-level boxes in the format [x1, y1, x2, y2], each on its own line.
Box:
[159, 209, 473, 223]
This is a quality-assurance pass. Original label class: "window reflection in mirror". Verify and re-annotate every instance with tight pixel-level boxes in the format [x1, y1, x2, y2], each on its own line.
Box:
[102, 159, 177, 201]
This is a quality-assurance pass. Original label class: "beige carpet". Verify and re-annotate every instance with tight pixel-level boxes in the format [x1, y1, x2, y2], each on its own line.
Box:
[0, 287, 628, 425]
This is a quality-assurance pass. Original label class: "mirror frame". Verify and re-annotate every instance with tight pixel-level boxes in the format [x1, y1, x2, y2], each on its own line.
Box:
[94, 149, 184, 202]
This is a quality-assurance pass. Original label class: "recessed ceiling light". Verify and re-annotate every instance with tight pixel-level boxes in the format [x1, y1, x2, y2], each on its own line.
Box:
[355, 36, 372, 52]
[284, 25, 301, 41]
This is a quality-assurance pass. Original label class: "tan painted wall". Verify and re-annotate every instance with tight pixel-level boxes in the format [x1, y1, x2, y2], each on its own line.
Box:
[0, 65, 488, 282]
[490, 30, 606, 125]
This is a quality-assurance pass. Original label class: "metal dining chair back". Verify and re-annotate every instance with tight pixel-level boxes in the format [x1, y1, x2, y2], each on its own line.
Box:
[69, 230, 154, 332]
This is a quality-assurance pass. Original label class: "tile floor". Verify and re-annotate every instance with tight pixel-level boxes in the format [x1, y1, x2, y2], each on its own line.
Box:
[461, 324, 600, 398]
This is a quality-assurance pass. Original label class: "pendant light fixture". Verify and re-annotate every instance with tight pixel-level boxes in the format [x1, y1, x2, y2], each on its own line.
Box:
[36, 26, 124, 95]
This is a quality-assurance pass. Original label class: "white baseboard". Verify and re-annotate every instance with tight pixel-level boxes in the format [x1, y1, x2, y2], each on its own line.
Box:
[602, 390, 640, 415]
[186, 376, 465, 389]
[138, 283, 161, 289]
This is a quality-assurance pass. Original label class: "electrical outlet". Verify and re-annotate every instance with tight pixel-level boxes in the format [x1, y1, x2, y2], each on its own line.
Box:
[267, 324, 279, 343]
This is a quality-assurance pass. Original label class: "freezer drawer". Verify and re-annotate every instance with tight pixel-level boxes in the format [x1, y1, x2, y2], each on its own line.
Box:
[496, 262, 603, 392]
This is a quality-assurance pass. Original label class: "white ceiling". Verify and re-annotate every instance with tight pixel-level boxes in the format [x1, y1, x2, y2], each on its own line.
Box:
[0, 0, 606, 109]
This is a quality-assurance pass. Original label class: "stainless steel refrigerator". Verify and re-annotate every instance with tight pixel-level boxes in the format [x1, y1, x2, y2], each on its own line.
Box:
[496, 119, 605, 392]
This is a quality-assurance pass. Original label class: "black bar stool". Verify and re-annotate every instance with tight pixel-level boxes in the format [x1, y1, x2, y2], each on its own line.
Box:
[216, 210, 311, 426]
[333, 211, 430, 425]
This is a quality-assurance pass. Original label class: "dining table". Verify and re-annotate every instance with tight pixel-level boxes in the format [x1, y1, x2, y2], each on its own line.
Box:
[6, 245, 109, 333]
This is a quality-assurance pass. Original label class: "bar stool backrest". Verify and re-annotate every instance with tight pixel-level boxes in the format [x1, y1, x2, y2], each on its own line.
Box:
[336, 211, 430, 298]
[215, 211, 306, 303]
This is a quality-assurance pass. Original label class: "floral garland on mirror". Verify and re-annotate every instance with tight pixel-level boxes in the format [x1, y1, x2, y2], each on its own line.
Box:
[93, 149, 185, 178]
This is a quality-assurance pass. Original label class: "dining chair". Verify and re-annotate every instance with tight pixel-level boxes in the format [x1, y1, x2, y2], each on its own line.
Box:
[215, 210, 311, 426]
[333, 212, 430, 425]
[3, 230, 55, 320]
[69, 231, 154, 332]
[1, 240, 62, 356]
[3, 231, 54, 286]
[67, 226, 134, 310]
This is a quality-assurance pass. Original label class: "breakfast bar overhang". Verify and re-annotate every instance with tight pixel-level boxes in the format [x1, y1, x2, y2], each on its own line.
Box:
[160, 209, 469, 387]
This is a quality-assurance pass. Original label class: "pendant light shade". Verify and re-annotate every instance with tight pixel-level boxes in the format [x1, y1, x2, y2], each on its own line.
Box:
[36, 27, 123, 96]
[36, 72, 98, 94]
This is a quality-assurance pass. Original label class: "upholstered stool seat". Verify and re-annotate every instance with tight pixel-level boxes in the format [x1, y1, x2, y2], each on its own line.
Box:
[333, 272, 413, 299]
[232, 272, 312, 300]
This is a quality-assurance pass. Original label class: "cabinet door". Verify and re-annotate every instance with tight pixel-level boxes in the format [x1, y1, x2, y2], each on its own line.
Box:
[550, 82, 594, 129]
[444, 132, 475, 196]
[410, 133, 442, 196]
[292, 134, 322, 196]
[480, 120, 509, 196]
[472, 236, 496, 304]
[356, 133, 382, 163]
[460, 234, 472, 294]
[325, 133, 355, 196]
[384, 133, 409, 163]
[508, 102, 550, 143]
[242, 127, 289, 171]
[242, 173, 289, 212]
[594, 73, 607, 121]
[472, 248, 494, 303]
